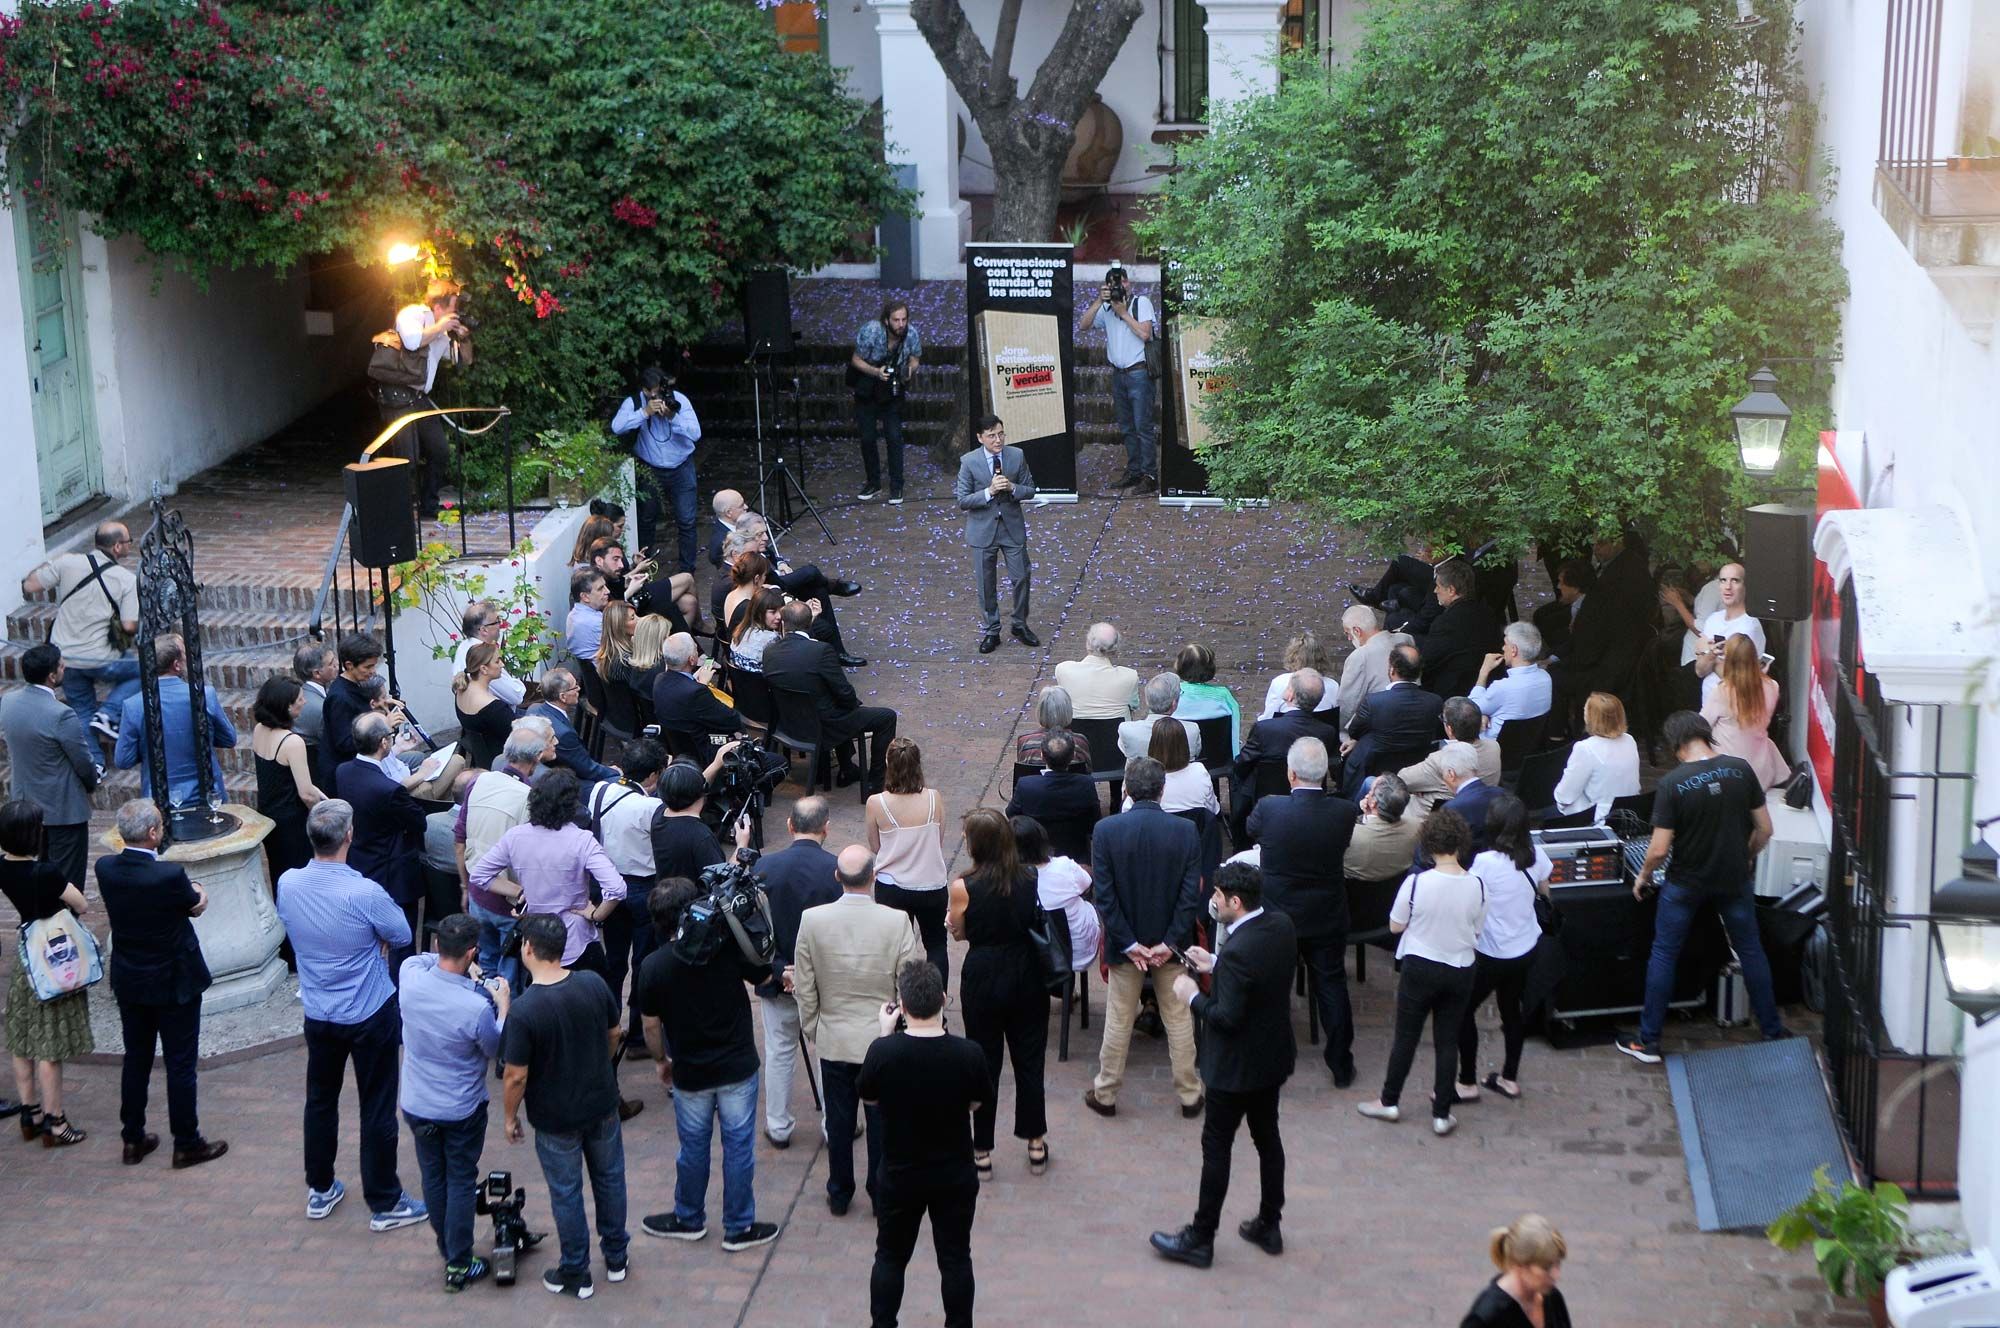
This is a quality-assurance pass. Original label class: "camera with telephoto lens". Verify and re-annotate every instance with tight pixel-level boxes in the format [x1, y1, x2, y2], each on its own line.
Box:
[475, 1169, 544, 1285]
[1105, 270, 1129, 304]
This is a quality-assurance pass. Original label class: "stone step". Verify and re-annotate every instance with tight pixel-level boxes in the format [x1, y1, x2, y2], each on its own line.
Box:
[7, 601, 318, 653]
[18, 576, 378, 617]
[78, 766, 263, 813]
[0, 638, 301, 693]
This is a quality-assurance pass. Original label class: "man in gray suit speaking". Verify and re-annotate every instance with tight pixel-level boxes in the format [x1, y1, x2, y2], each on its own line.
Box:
[954, 414, 1041, 654]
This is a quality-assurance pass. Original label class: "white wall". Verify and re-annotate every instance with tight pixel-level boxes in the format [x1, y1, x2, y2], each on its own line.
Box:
[0, 209, 47, 613]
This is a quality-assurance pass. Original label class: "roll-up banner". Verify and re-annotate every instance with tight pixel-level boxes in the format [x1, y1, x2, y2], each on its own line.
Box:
[1158, 257, 1223, 506]
[965, 243, 1079, 501]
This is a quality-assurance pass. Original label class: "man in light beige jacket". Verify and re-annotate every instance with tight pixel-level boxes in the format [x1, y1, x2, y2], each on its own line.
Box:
[1397, 696, 1502, 814]
[793, 845, 920, 1216]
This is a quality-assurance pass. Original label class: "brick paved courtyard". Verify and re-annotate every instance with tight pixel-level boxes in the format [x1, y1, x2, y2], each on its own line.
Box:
[0, 427, 1858, 1327]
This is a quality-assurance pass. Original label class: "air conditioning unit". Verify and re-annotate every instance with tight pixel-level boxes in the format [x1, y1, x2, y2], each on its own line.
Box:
[1756, 801, 1829, 899]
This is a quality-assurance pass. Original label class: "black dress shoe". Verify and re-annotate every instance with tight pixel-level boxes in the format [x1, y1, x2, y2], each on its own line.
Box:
[1331, 1060, 1358, 1090]
[171, 1138, 229, 1170]
[828, 1194, 850, 1217]
[1011, 625, 1040, 648]
[828, 580, 863, 597]
[1180, 1097, 1205, 1119]
[1348, 582, 1384, 607]
[1110, 472, 1143, 490]
[122, 1133, 161, 1165]
[1238, 1216, 1283, 1256]
[978, 634, 1000, 654]
[861, 777, 886, 797]
[838, 652, 869, 669]
[1081, 1090, 1116, 1118]
[618, 1097, 646, 1122]
[835, 763, 862, 788]
[1133, 475, 1158, 494]
[1149, 1226, 1214, 1269]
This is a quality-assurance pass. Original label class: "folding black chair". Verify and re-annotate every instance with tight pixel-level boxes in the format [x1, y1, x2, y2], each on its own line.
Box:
[1070, 716, 1127, 807]
[1496, 711, 1552, 778]
[1045, 907, 1093, 1062]
[1512, 741, 1573, 817]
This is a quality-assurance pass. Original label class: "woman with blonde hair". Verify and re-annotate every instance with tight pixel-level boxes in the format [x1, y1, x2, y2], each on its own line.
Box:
[1259, 630, 1337, 719]
[452, 641, 516, 771]
[1550, 691, 1641, 821]
[1700, 634, 1787, 787]
[1460, 1213, 1571, 1327]
[594, 600, 641, 734]
[627, 612, 673, 714]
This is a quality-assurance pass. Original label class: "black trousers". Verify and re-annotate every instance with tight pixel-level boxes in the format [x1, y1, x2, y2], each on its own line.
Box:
[303, 996, 405, 1212]
[1298, 933, 1356, 1079]
[1379, 955, 1474, 1116]
[1191, 1083, 1285, 1239]
[820, 1058, 883, 1205]
[874, 881, 949, 990]
[378, 394, 450, 518]
[118, 996, 203, 1150]
[871, 1173, 978, 1328]
[854, 397, 905, 494]
[600, 885, 656, 1040]
[824, 706, 897, 778]
[43, 822, 89, 891]
[1457, 950, 1534, 1084]
[962, 975, 1048, 1150]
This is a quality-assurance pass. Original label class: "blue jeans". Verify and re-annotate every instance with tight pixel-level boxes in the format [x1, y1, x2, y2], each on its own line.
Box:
[672, 1073, 758, 1233]
[62, 655, 140, 732]
[1109, 366, 1157, 478]
[533, 1110, 630, 1275]
[405, 1102, 486, 1265]
[466, 898, 521, 993]
[1639, 882, 1784, 1045]
[638, 459, 699, 574]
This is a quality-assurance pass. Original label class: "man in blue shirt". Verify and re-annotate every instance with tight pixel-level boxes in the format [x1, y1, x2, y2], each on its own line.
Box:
[400, 914, 510, 1293]
[276, 798, 428, 1233]
[610, 364, 703, 575]
[849, 301, 923, 504]
[1081, 263, 1158, 492]
[113, 633, 236, 807]
[1467, 622, 1555, 739]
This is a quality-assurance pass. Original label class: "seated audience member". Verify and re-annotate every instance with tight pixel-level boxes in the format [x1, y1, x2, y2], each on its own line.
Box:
[1169, 643, 1240, 754]
[1344, 773, 1423, 883]
[1432, 746, 1502, 858]
[593, 601, 643, 734]
[1691, 562, 1766, 681]
[763, 602, 897, 793]
[1544, 556, 1640, 727]
[1005, 732, 1101, 853]
[1531, 559, 1592, 662]
[1339, 646, 1443, 797]
[1700, 635, 1788, 788]
[728, 588, 785, 674]
[1015, 815, 1099, 972]
[1016, 686, 1093, 771]
[113, 633, 236, 806]
[1552, 692, 1642, 821]
[1119, 674, 1202, 762]
[1052, 622, 1141, 720]
[651, 633, 745, 747]
[564, 568, 609, 664]
[1337, 607, 1412, 737]
[1122, 718, 1218, 815]
[627, 613, 673, 712]
[1398, 697, 1502, 815]
[525, 667, 621, 785]
[587, 536, 697, 632]
[569, 512, 619, 568]
[1233, 668, 1339, 832]
[1349, 540, 1445, 635]
[1409, 559, 1502, 701]
[709, 498, 864, 667]
[1259, 630, 1340, 720]
[1467, 623, 1553, 739]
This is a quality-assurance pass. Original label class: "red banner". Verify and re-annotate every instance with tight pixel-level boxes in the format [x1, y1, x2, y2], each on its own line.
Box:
[1807, 434, 1862, 795]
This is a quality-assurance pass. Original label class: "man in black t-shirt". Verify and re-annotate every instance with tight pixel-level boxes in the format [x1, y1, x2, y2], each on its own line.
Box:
[501, 915, 629, 1299]
[1616, 711, 1788, 1065]
[635, 878, 781, 1253]
[859, 959, 989, 1328]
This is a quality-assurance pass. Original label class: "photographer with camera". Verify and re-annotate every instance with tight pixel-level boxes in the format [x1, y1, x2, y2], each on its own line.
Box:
[1081, 262, 1157, 493]
[375, 280, 472, 522]
[399, 914, 510, 1293]
[637, 874, 783, 1253]
[610, 365, 703, 576]
[849, 300, 923, 504]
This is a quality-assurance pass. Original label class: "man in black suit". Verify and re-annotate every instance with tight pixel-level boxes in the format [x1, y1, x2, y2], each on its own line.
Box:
[1547, 557, 1641, 727]
[97, 800, 229, 1169]
[526, 666, 622, 785]
[1230, 667, 1337, 839]
[1532, 558, 1593, 661]
[335, 712, 428, 968]
[710, 505, 865, 668]
[1339, 645, 1444, 798]
[320, 633, 382, 789]
[753, 796, 841, 1148]
[763, 602, 898, 793]
[1150, 862, 1297, 1269]
[1084, 759, 1204, 1119]
[651, 632, 747, 751]
[1246, 736, 1362, 1085]
[1430, 744, 1503, 858]
[1410, 558, 1502, 701]
[1005, 731, 1101, 861]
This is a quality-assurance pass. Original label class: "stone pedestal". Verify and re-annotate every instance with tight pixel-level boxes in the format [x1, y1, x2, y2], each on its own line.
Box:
[105, 805, 289, 1015]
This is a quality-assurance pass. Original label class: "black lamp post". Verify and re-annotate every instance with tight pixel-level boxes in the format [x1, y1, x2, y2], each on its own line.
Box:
[1932, 834, 2000, 1027]
[1729, 365, 1792, 478]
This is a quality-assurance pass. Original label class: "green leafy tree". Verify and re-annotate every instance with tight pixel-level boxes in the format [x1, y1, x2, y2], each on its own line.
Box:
[1138, 0, 1846, 560]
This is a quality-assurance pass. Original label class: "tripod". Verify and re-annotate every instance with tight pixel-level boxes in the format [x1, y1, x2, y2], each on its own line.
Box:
[747, 340, 835, 547]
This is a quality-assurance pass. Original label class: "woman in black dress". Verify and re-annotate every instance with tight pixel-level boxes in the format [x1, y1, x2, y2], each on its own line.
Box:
[1460, 1214, 1572, 1328]
[452, 642, 516, 771]
[946, 808, 1050, 1181]
[1, 800, 94, 1146]
[250, 676, 321, 887]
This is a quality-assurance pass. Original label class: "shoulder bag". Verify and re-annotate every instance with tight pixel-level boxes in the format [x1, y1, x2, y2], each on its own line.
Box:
[18, 908, 104, 1001]
[367, 328, 430, 390]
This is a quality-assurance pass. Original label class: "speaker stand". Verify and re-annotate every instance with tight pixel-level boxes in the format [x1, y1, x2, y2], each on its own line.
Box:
[749, 347, 834, 548]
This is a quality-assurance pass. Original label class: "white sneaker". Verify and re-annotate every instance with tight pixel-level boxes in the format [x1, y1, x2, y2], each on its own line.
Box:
[1433, 1115, 1458, 1137]
[856, 488, 882, 501]
[887, 493, 904, 506]
[1356, 1101, 1400, 1123]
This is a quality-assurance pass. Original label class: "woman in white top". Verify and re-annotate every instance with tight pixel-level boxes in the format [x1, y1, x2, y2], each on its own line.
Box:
[1551, 692, 1642, 821]
[865, 737, 951, 985]
[1119, 718, 1218, 815]
[1456, 794, 1553, 1103]
[1358, 807, 1487, 1137]
[1012, 814, 1100, 970]
[1258, 630, 1339, 719]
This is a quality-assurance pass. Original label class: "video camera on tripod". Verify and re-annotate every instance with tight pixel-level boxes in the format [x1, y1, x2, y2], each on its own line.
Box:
[474, 1169, 545, 1285]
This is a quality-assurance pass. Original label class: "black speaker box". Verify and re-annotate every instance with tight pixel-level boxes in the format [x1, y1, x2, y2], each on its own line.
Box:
[344, 459, 417, 567]
[1547, 883, 1727, 1022]
[741, 267, 793, 354]
[1743, 503, 1813, 620]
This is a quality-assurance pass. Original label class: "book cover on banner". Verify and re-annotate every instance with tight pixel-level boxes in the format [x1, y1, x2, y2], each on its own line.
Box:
[976, 310, 1067, 441]
[1173, 316, 1228, 453]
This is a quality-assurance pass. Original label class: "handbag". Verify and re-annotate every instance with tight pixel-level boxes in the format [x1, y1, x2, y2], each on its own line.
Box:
[367, 329, 430, 388]
[17, 908, 104, 1001]
[1027, 916, 1071, 996]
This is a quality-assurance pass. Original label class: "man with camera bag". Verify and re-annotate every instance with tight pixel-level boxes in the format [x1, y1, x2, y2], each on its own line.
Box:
[849, 300, 923, 504]
[400, 913, 510, 1293]
[611, 365, 704, 576]
[1081, 262, 1157, 493]
[371, 279, 470, 523]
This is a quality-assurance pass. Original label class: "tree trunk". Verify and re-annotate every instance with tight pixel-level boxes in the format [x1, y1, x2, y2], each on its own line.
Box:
[989, 147, 1068, 242]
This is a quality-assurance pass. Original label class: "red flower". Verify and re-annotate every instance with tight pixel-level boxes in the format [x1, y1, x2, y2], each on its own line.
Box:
[611, 195, 657, 229]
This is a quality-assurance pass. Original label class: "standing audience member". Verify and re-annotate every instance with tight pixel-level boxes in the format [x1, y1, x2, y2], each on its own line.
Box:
[3, 800, 95, 1147]
[503, 914, 631, 1298]
[293, 642, 336, 755]
[19, 520, 139, 739]
[1015, 685, 1093, 770]
[276, 799, 426, 1228]
[1700, 635, 1788, 788]
[860, 960, 989, 1328]
[1083, 760, 1203, 1120]
[456, 724, 547, 988]
[949, 810, 1053, 1176]
[584, 739, 671, 1051]
[319, 634, 382, 788]
[1467, 623, 1553, 738]
[1344, 774, 1423, 884]
[1, 644, 101, 887]
[469, 769, 625, 978]
[1358, 809, 1486, 1136]
[96, 800, 228, 1168]
[1171, 642, 1241, 753]
[113, 632, 236, 805]
[1460, 1214, 1573, 1328]
[335, 712, 430, 967]
[399, 914, 510, 1293]
[1335, 610, 1412, 735]
[1150, 862, 1297, 1269]
[637, 878, 783, 1253]
[1052, 622, 1140, 719]
[1693, 562, 1766, 664]
[250, 675, 323, 893]
[1260, 630, 1339, 721]
[1398, 696, 1503, 815]
[1119, 673, 1203, 760]
[1015, 815, 1100, 975]
[751, 798, 841, 1149]
[794, 846, 921, 1216]
[1455, 796, 1552, 1103]
[1550, 692, 1641, 821]
[866, 738, 951, 983]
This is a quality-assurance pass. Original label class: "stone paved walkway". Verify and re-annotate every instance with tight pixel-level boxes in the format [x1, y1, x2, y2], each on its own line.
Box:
[1, 433, 1859, 1327]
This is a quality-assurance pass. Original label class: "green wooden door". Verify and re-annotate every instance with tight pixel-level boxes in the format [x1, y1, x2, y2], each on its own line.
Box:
[16, 206, 101, 523]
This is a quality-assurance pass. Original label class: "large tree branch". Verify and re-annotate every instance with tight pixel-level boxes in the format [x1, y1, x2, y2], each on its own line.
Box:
[989, 0, 1025, 90]
[909, 0, 1010, 115]
[1020, 0, 1145, 127]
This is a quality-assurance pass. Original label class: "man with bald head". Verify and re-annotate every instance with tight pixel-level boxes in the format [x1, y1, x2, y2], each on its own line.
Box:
[1336, 605, 1412, 737]
[1053, 622, 1142, 720]
[792, 846, 920, 1217]
[23, 520, 141, 743]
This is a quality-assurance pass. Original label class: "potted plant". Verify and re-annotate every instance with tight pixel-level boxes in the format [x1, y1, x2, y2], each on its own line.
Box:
[520, 423, 629, 509]
[1767, 1167, 1930, 1327]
